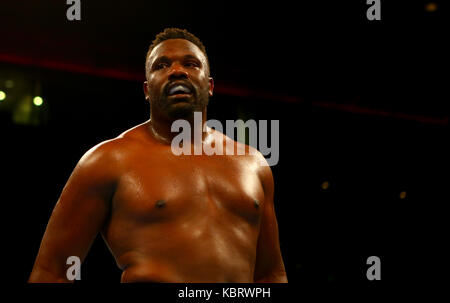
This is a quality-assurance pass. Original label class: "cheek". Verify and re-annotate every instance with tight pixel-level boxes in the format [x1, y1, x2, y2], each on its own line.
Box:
[194, 72, 209, 87]
[148, 78, 162, 94]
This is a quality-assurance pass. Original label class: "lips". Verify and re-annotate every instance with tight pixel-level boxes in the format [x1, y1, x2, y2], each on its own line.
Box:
[166, 82, 194, 96]
[168, 85, 191, 95]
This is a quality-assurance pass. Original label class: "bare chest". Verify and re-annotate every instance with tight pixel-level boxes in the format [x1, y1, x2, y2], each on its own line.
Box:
[111, 153, 265, 225]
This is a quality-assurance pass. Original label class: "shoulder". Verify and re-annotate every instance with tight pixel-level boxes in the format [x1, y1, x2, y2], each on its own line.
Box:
[70, 139, 125, 188]
[213, 128, 274, 190]
[77, 122, 149, 174]
[60, 123, 150, 196]
[78, 138, 124, 168]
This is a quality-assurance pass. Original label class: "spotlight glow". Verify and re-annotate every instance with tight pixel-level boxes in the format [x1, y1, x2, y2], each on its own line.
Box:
[33, 96, 43, 106]
[425, 3, 437, 12]
[0, 91, 5, 101]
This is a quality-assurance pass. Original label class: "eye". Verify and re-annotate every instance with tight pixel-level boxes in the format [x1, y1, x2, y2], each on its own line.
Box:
[154, 62, 169, 70]
[185, 61, 200, 68]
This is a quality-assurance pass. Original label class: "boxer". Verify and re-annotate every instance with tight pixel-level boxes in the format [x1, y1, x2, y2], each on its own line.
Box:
[29, 28, 287, 283]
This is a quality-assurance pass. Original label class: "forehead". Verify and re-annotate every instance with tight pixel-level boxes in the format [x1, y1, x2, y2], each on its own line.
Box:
[148, 39, 206, 63]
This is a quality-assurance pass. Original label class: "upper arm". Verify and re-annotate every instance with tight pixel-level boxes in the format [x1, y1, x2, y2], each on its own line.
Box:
[29, 142, 118, 282]
[253, 155, 287, 283]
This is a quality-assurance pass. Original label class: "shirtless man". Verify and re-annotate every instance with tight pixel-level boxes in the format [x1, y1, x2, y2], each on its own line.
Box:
[28, 28, 287, 283]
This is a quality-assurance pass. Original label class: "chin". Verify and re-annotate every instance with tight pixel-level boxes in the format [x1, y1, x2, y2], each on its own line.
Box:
[166, 104, 196, 119]
[161, 94, 209, 119]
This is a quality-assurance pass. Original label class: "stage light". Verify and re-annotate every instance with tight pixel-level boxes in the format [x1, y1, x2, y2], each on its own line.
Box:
[33, 96, 43, 106]
[425, 3, 437, 12]
[0, 91, 5, 101]
[399, 191, 407, 199]
[321, 181, 329, 190]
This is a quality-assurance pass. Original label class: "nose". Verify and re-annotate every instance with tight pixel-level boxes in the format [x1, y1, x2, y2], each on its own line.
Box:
[168, 62, 188, 80]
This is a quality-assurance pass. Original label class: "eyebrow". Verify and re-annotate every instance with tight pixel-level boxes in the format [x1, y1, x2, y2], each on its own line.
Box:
[151, 54, 202, 68]
[182, 54, 201, 63]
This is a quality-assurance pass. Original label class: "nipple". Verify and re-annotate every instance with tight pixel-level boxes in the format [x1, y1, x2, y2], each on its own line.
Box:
[155, 199, 166, 208]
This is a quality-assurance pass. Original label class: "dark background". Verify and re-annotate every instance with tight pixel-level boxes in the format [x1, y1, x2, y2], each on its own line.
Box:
[1, 0, 447, 287]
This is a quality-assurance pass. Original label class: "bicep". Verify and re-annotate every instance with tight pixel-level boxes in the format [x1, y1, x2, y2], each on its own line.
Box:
[31, 149, 115, 279]
[254, 197, 286, 282]
[253, 160, 287, 282]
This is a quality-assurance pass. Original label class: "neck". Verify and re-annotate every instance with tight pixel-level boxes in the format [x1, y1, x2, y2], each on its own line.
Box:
[148, 108, 210, 145]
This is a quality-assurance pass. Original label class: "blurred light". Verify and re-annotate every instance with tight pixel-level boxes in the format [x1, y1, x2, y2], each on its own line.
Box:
[33, 96, 43, 106]
[399, 191, 407, 199]
[5, 80, 14, 88]
[425, 3, 437, 12]
[321, 181, 329, 190]
[0, 91, 6, 101]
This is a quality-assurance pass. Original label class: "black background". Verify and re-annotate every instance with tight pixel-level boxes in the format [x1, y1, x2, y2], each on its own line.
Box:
[0, 0, 447, 294]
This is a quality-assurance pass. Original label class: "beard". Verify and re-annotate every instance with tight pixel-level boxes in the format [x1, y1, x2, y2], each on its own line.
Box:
[153, 84, 210, 120]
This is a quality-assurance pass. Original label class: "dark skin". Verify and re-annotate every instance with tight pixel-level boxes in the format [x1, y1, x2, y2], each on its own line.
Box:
[28, 39, 287, 283]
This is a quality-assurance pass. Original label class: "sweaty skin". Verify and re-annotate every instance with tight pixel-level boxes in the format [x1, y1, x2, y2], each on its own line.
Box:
[28, 38, 287, 283]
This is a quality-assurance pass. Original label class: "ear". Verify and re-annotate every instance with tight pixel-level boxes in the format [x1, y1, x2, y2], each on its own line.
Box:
[143, 81, 150, 100]
[208, 77, 214, 97]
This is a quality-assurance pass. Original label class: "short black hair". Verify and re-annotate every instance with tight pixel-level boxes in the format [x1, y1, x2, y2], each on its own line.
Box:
[145, 28, 210, 76]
